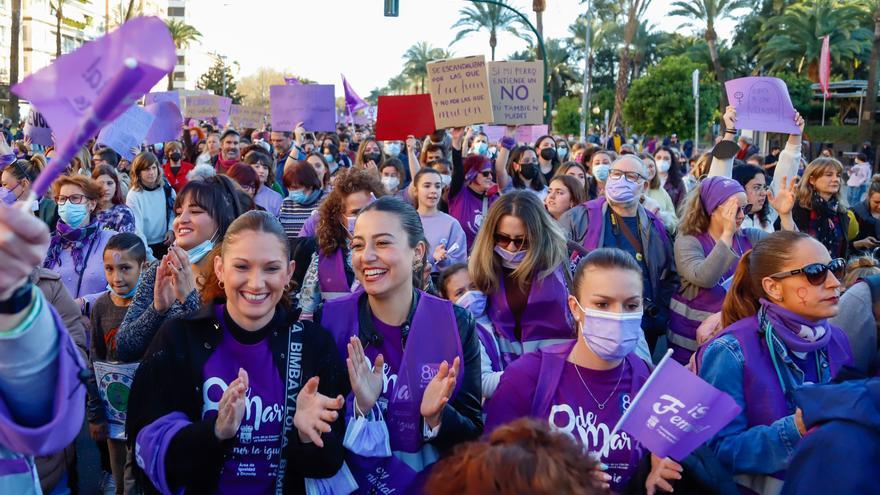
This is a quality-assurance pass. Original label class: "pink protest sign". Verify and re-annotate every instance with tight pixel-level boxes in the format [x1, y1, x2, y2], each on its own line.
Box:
[144, 101, 183, 144]
[725, 77, 801, 134]
[483, 124, 548, 144]
[11, 16, 175, 197]
[270, 84, 336, 132]
[97, 105, 155, 160]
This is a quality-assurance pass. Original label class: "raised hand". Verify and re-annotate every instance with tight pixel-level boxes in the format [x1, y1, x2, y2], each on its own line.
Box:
[420, 357, 459, 430]
[718, 197, 739, 239]
[432, 243, 447, 264]
[346, 336, 384, 412]
[153, 255, 177, 313]
[788, 112, 806, 145]
[166, 246, 197, 303]
[722, 106, 737, 133]
[0, 204, 50, 301]
[767, 176, 797, 216]
[214, 368, 248, 441]
[450, 127, 465, 150]
[294, 376, 345, 448]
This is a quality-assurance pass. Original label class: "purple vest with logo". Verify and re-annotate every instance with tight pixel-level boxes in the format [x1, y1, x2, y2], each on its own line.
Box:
[488, 266, 573, 366]
[317, 248, 351, 296]
[580, 197, 669, 252]
[448, 187, 497, 251]
[321, 290, 464, 494]
[668, 232, 752, 364]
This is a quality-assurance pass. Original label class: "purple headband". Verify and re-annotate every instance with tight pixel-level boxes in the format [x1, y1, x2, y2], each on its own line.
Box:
[700, 176, 745, 214]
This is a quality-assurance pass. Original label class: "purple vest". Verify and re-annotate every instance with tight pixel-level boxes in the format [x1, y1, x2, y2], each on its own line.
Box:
[475, 321, 503, 372]
[448, 187, 497, 251]
[668, 232, 752, 364]
[317, 249, 351, 296]
[488, 267, 573, 366]
[581, 197, 669, 252]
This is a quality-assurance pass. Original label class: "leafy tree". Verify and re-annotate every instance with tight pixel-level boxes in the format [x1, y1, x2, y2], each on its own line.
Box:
[165, 19, 202, 90]
[451, 0, 532, 61]
[609, 0, 652, 133]
[623, 55, 720, 138]
[512, 38, 580, 109]
[860, 0, 880, 140]
[197, 57, 241, 103]
[554, 96, 582, 135]
[404, 42, 452, 93]
[237, 68, 312, 108]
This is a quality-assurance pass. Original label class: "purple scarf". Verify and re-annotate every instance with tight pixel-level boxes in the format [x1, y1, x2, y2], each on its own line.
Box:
[43, 219, 100, 275]
[760, 298, 831, 353]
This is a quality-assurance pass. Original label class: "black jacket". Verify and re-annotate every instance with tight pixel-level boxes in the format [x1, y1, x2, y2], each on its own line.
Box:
[126, 303, 346, 494]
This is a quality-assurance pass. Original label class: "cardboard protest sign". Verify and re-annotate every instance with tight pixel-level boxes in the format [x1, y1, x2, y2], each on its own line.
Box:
[483, 124, 548, 144]
[375, 94, 436, 141]
[427, 55, 493, 128]
[270, 84, 336, 132]
[613, 350, 741, 461]
[725, 77, 801, 134]
[94, 361, 141, 440]
[184, 94, 233, 126]
[23, 108, 53, 146]
[488, 61, 544, 125]
[144, 101, 182, 144]
[144, 91, 180, 108]
[97, 105, 155, 160]
[229, 105, 266, 129]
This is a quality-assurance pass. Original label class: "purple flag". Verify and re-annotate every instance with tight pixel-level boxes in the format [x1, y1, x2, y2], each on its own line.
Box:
[725, 77, 801, 135]
[284, 77, 301, 86]
[97, 105, 155, 161]
[612, 350, 742, 461]
[270, 84, 336, 132]
[342, 74, 368, 112]
[144, 101, 183, 144]
[11, 16, 175, 197]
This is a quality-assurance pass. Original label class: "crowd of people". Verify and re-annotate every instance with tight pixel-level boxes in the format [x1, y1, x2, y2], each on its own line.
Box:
[0, 104, 878, 495]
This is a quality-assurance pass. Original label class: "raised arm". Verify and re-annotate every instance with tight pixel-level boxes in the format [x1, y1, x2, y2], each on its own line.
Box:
[707, 106, 738, 178]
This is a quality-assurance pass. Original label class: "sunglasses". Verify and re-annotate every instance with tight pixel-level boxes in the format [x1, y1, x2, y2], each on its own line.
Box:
[769, 258, 846, 286]
[479, 170, 494, 178]
[494, 232, 529, 250]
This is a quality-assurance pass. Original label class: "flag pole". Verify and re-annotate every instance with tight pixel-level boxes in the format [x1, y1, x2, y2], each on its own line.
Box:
[822, 94, 827, 127]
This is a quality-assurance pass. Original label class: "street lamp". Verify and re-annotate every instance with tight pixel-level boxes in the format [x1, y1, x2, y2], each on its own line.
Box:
[466, 0, 551, 128]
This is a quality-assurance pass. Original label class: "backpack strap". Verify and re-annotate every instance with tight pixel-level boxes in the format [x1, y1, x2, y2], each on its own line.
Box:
[531, 346, 569, 417]
[860, 275, 880, 305]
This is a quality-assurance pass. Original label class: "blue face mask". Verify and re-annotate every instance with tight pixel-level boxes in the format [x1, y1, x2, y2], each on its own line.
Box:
[474, 142, 489, 156]
[185, 239, 214, 264]
[323, 153, 335, 163]
[385, 143, 401, 157]
[106, 278, 140, 299]
[593, 164, 611, 182]
[557, 147, 569, 160]
[58, 202, 89, 228]
[289, 190, 307, 203]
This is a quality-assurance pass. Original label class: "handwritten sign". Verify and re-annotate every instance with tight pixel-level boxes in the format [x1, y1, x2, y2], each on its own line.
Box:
[427, 55, 494, 128]
[184, 94, 233, 126]
[725, 77, 801, 134]
[144, 101, 182, 144]
[488, 61, 544, 125]
[94, 361, 140, 440]
[144, 91, 180, 108]
[23, 108, 53, 146]
[270, 84, 336, 132]
[483, 124, 548, 145]
[229, 105, 266, 129]
[97, 105, 155, 160]
[375, 94, 436, 141]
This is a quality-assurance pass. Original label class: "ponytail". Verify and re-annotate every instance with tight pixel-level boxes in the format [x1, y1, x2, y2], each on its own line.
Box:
[721, 250, 760, 328]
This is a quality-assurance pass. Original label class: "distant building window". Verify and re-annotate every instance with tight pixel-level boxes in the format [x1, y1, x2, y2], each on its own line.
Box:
[167, 6, 185, 16]
[177, 55, 185, 64]
[174, 71, 185, 81]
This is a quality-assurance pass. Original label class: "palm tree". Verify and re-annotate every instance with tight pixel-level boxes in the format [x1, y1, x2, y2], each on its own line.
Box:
[630, 22, 663, 80]
[609, 0, 652, 133]
[403, 42, 449, 93]
[756, 0, 872, 80]
[165, 19, 202, 90]
[533, 0, 546, 42]
[861, 0, 880, 141]
[387, 74, 410, 95]
[451, 0, 533, 61]
[670, 0, 751, 110]
[8, 0, 21, 123]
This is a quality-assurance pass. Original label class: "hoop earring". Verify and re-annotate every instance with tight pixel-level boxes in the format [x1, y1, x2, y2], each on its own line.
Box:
[218, 280, 225, 289]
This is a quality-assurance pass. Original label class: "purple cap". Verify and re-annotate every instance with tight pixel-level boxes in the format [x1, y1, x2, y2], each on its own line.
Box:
[700, 176, 745, 214]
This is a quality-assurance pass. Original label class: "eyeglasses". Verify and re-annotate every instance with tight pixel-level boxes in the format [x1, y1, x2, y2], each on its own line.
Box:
[769, 258, 846, 286]
[479, 170, 493, 178]
[494, 232, 529, 250]
[608, 169, 645, 183]
[54, 194, 88, 205]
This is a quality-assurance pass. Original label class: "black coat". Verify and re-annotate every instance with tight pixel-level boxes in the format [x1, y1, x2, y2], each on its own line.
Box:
[126, 303, 346, 494]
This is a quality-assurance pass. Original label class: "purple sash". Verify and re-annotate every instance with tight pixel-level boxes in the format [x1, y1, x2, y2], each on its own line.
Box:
[475, 322, 503, 372]
[668, 231, 751, 364]
[448, 187, 497, 251]
[321, 291, 464, 493]
[318, 248, 351, 295]
[487, 267, 573, 366]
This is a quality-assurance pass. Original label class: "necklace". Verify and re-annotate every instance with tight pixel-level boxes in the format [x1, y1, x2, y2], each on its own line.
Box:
[574, 360, 626, 410]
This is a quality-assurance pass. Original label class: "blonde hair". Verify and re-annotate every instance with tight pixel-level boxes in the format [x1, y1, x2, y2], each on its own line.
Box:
[844, 256, 880, 290]
[469, 191, 567, 294]
[797, 158, 846, 211]
[677, 186, 711, 236]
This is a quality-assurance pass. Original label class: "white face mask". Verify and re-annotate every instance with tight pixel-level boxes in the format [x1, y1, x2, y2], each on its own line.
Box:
[381, 176, 400, 192]
[657, 159, 671, 173]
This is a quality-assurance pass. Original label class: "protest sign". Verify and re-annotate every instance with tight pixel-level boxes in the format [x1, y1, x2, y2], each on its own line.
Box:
[613, 350, 741, 461]
[375, 94, 436, 141]
[229, 105, 266, 129]
[94, 361, 140, 440]
[97, 105, 156, 160]
[144, 101, 182, 144]
[11, 16, 176, 197]
[488, 61, 544, 125]
[270, 84, 336, 132]
[144, 91, 180, 108]
[184, 94, 233, 126]
[23, 108, 53, 146]
[427, 55, 493, 128]
[725, 77, 801, 134]
[483, 124, 548, 144]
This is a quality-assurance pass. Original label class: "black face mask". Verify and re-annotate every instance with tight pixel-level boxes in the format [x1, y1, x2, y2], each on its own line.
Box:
[366, 152, 382, 164]
[540, 148, 556, 161]
[519, 162, 539, 180]
[169, 152, 182, 162]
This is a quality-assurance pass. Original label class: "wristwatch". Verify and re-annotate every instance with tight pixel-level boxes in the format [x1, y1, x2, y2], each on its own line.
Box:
[0, 283, 33, 315]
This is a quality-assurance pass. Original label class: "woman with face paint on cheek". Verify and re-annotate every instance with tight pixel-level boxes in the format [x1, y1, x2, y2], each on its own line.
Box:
[486, 248, 682, 494]
[297, 171, 386, 321]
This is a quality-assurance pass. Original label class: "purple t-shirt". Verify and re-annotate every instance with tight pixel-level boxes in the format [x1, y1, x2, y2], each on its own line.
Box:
[366, 315, 405, 415]
[486, 353, 645, 492]
[202, 320, 285, 494]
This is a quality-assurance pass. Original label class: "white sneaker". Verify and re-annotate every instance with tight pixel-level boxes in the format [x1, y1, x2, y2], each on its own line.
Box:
[100, 471, 117, 495]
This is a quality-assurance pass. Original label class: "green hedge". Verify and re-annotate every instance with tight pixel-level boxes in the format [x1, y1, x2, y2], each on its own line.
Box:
[805, 125, 880, 144]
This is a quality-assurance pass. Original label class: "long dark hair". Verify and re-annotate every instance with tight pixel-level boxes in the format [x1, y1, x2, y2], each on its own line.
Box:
[358, 196, 428, 290]
[732, 164, 770, 227]
[657, 146, 684, 189]
[508, 146, 544, 191]
[175, 175, 254, 243]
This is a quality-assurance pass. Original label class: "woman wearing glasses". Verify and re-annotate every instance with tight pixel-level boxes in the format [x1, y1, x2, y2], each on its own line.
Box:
[43, 175, 118, 302]
[669, 176, 797, 364]
[470, 191, 573, 365]
[448, 133, 501, 250]
[698, 231, 852, 494]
